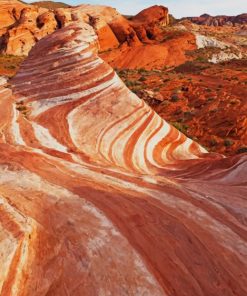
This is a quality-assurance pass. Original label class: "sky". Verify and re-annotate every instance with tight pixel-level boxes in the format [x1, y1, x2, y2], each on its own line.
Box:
[26, 1, 246, 18]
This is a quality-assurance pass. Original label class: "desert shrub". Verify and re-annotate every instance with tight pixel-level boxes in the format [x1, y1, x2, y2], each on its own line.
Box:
[184, 111, 193, 117]
[137, 68, 146, 74]
[139, 76, 147, 82]
[125, 80, 141, 87]
[171, 94, 179, 102]
[170, 122, 189, 134]
[196, 56, 208, 63]
[174, 61, 206, 74]
[207, 97, 214, 101]
[173, 108, 183, 116]
[181, 86, 189, 92]
[224, 139, 233, 147]
[209, 139, 217, 146]
[237, 147, 247, 154]
[210, 109, 217, 113]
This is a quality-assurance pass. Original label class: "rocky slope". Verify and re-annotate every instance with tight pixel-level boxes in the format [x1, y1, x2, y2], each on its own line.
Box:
[0, 20, 246, 296]
[116, 60, 247, 156]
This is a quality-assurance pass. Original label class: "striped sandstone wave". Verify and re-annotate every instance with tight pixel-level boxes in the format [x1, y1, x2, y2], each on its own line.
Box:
[0, 22, 246, 296]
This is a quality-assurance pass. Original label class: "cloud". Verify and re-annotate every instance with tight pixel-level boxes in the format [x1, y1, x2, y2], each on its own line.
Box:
[25, 0, 246, 18]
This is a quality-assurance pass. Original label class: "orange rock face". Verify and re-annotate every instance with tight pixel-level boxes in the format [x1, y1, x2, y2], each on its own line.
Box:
[0, 3, 171, 62]
[1, 6, 57, 56]
[0, 3, 193, 70]
[99, 5, 197, 69]
[131, 5, 169, 42]
[0, 0, 26, 29]
[100, 30, 196, 69]
[0, 21, 246, 295]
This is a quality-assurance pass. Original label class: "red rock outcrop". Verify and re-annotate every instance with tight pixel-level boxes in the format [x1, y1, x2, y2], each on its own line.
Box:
[0, 3, 171, 58]
[55, 5, 141, 49]
[1, 5, 58, 56]
[0, 22, 246, 295]
[100, 30, 196, 69]
[0, 0, 27, 29]
[0, 3, 196, 69]
[130, 5, 169, 42]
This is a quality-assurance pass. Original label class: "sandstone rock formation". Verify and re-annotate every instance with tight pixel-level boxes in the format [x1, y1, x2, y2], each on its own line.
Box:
[130, 5, 169, 42]
[100, 30, 196, 69]
[0, 0, 26, 29]
[0, 2, 200, 69]
[0, 21, 246, 295]
[1, 6, 57, 56]
[0, 2, 172, 62]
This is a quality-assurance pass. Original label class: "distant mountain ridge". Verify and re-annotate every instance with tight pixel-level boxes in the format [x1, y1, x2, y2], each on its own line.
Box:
[32, 1, 70, 9]
[185, 13, 247, 26]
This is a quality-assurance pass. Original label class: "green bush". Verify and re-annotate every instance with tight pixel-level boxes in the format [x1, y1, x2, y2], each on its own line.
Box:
[184, 111, 193, 116]
[237, 147, 247, 154]
[171, 94, 179, 102]
[224, 139, 233, 147]
[139, 76, 147, 82]
[209, 139, 217, 146]
[170, 122, 189, 134]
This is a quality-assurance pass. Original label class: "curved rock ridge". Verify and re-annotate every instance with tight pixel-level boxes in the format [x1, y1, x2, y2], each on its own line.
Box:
[11, 22, 208, 174]
[0, 23, 246, 296]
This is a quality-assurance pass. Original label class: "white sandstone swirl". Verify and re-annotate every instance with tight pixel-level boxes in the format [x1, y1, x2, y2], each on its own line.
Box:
[11, 22, 208, 174]
[0, 166, 165, 295]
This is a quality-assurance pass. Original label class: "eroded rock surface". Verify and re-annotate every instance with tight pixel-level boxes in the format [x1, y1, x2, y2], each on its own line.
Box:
[0, 21, 246, 296]
[0, 0, 27, 29]
[1, 6, 57, 56]
[0, 2, 172, 61]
